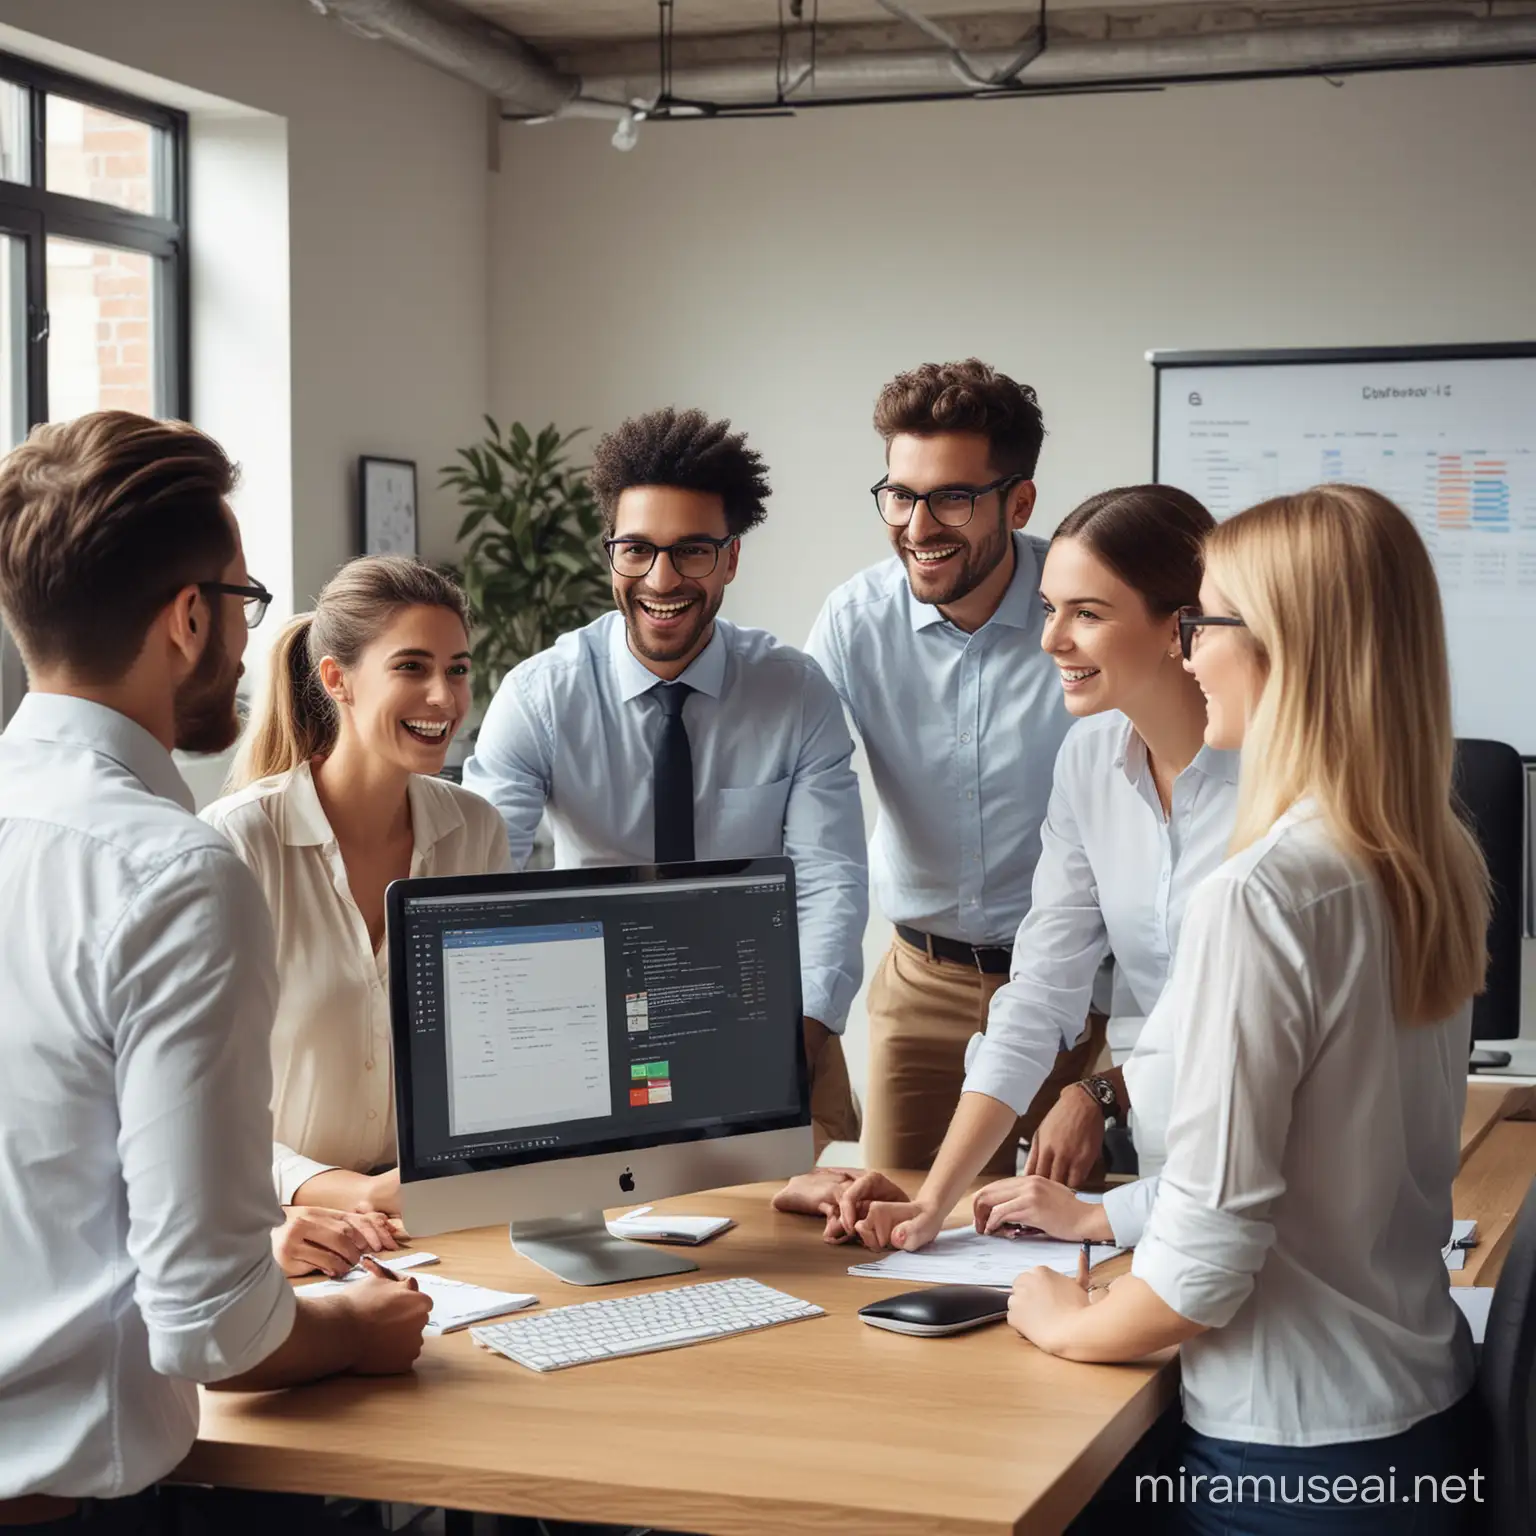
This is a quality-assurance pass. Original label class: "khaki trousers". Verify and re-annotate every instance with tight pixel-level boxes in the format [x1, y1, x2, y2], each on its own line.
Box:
[862, 932, 1106, 1177]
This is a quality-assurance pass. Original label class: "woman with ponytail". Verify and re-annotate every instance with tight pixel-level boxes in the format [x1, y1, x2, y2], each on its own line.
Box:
[1007, 486, 1488, 1534]
[203, 556, 509, 1276]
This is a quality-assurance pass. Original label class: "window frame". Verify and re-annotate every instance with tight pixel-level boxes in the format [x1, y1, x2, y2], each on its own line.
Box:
[0, 49, 190, 428]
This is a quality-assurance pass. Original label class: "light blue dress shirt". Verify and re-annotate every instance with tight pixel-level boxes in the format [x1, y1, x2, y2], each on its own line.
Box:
[462, 611, 868, 1032]
[806, 531, 1072, 947]
[0, 695, 295, 1499]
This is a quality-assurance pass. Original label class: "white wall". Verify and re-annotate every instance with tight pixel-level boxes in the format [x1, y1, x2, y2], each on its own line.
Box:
[0, 0, 493, 603]
[490, 64, 1536, 1088]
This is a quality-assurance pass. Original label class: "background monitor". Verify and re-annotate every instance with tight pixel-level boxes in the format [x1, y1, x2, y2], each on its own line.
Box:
[388, 856, 812, 1283]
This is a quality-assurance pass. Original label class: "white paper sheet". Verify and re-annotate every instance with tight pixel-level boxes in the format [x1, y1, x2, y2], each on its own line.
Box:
[848, 1226, 1123, 1287]
[303, 1272, 538, 1334]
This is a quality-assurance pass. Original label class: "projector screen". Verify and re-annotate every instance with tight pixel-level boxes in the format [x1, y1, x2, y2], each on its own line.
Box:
[1153, 344, 1536, 755]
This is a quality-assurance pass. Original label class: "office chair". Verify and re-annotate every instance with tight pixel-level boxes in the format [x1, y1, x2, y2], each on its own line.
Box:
[1473, 1175, 1536, 1532]
[1453, 739, 1526, 1072]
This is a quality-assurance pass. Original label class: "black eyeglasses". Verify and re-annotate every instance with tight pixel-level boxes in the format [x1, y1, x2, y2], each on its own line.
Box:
[871, 474, 1023, 529]
[1178, 607, 1247, 660]
[201, 578, 273, 630]
[602, 535, 736, 580]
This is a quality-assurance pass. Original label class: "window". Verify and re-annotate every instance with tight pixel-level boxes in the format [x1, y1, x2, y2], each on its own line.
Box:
[0, 52, 188, 444]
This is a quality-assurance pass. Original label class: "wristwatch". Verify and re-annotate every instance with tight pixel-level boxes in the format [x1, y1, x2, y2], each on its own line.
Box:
[1076, 1075, 1120, 1127]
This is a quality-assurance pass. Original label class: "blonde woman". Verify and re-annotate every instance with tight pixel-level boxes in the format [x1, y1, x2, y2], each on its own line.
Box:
[1006, 486, 1487, 1533]
[203, 557, 510, 1276]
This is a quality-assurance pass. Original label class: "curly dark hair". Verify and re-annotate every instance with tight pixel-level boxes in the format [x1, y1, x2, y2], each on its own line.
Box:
[873, 359, 1046, 480]
[589, 408, 771, 537]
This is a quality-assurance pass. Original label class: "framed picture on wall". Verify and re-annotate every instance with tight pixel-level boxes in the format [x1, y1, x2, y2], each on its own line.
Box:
[359, 456, 418, 556]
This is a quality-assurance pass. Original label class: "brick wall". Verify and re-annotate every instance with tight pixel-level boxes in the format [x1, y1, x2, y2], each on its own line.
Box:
[82, 108, 154, 414]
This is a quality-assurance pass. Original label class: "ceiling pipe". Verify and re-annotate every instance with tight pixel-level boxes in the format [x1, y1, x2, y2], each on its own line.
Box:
[307, 0, 583, 117]
[577, 15, 1536, 109]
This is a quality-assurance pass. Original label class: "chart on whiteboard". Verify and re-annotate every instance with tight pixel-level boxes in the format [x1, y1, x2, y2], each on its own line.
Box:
[1156, 355, 1536, 619]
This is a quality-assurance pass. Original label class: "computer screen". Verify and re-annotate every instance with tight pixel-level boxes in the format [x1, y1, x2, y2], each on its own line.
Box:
[390, 859, 807, 1179]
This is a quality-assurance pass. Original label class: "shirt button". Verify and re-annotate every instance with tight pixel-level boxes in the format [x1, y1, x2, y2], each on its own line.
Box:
[367, 1109, 378, 1120]
[365, 1060, 375, 1070]
[960, 732, 971, 743]
[966, 791, 975, 800]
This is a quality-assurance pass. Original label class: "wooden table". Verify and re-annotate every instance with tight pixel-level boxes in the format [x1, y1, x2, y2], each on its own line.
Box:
[180, 1080, 1534, 1536]
[183, 1179, 1175, 1536]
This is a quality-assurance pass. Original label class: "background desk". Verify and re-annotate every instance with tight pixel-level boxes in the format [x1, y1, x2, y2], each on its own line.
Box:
[180, 1082, 1534, 1536]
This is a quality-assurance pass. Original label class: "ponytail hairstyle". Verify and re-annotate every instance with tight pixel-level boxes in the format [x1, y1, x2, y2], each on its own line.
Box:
[229, 555, 472, 790]
[1204, 484, 1490, 1024]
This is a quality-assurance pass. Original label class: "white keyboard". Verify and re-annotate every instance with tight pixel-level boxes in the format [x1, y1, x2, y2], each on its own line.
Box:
[470, 1277, 824, 1372]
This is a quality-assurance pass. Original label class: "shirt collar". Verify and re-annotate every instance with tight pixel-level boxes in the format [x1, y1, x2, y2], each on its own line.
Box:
[5, 693, 195, 812]
[612, 617, 728, 703]
[905, 531, 1041, 634]
[1112, 714, 1242, 787]
[275, 758, 466, 854]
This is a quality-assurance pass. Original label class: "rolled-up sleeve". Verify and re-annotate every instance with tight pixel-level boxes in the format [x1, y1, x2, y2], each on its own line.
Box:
[461, 668, 554, 869]
[785, 660, 868, 1032]
[961, 764, 1109, 1115]
[273, 1142, 339, 1206]
[107, 852, 296, 1383]
[1132, 876, 1312, 1328]
[1102, 1176, 1160, 1248]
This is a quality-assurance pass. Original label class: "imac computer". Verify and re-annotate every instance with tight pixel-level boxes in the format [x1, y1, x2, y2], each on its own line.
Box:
[386, 856, 812, 1285]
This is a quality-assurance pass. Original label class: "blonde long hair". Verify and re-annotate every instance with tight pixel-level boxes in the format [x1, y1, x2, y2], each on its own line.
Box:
[229, 555, 471, 791]
[1204, 485, 1489, 1023]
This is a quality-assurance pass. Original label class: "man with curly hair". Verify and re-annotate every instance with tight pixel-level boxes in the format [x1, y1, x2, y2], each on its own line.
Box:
[464, 407, 867, 1155]
[802, 360, 1106, 1188]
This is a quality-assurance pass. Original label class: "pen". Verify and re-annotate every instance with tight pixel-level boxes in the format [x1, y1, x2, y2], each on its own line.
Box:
[1077, 1240, 1093, 1292]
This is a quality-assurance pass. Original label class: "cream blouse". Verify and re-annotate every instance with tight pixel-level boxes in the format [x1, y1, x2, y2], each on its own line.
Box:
[201, 761, 511, 1202]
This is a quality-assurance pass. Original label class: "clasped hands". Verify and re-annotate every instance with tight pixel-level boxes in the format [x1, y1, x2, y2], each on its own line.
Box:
[772, 1166, 1108, 1251]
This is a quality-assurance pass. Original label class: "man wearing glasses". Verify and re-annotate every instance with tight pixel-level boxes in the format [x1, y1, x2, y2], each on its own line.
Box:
[463, 406, 868, 1154]
[805, 359, 1102, 1180]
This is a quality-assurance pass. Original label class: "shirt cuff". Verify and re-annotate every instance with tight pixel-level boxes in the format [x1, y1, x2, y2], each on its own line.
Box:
[801, 978, 848, 1034]
[144, 1253, 297, 1385]
[275, 1148, 342, 1206]
[1101, 1176, 1159, 1249]
[1130, 1181, 1270, 1328]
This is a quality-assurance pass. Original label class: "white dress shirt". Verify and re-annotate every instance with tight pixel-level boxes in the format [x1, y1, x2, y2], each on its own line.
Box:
[806, 532, 1073, 946]
[462, 611, 868, 1031]
[202, 762, 510, 1202]
[1130, 803, 1475, 1446]
[0, 696, 295, 1499]
[960, 713, 1239, 1155]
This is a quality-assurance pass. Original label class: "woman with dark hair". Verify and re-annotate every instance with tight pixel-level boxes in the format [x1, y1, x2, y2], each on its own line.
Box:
[846, 486, 1238, 1252]
[202, 556, 509, 1276]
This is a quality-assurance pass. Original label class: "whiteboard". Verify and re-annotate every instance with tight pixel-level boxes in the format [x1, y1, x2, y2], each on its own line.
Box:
[1153, 345, 1536, 754]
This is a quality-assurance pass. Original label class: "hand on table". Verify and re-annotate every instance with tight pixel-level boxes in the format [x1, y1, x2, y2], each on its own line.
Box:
[273, 1206, 402, 1278]
[973, 1175, 1113, 1243]
[772, 1168, 911, 1244]
[343, 1255, 433, 1375]
[1022, 1085, 1106, 1188]
[1007, 1265, 1092, 1354]
[853, 1200, 944, 1253]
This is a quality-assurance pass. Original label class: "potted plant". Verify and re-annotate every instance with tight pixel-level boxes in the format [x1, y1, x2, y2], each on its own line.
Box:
[442, 418, 611, 717]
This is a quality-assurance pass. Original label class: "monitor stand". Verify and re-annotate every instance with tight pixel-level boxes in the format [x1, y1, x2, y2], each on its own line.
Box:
[509, 1211, 700, 1287]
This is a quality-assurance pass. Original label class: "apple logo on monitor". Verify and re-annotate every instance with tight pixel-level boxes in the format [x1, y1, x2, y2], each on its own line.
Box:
[619, 1168, 635, 1193]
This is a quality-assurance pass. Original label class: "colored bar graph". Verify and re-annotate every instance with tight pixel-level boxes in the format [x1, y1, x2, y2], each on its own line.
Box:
[1472, 460, 1510, 529]
[1436, 455, 1471, 527]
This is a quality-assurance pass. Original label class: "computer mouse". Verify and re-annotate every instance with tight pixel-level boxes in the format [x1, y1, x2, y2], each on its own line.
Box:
[857, 1284, 1011, 1336]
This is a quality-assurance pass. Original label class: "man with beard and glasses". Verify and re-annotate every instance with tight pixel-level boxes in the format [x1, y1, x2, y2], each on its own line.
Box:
[0, 413, 432, 1535]
[463, 407, 869, 1156]
[790, 360, 1108, 1212]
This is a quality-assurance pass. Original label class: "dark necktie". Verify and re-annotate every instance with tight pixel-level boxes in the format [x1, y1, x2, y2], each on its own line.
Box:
[652, 682, 695, 864]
